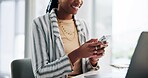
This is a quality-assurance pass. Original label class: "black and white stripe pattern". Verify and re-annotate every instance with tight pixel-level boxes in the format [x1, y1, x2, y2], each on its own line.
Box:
[46, 0, 52, 13]
[31, 8, 98, 78]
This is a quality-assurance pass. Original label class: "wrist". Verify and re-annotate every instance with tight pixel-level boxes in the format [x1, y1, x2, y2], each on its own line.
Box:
[89, 59, 100, 70]
[89, 58, 99, 66]
[68, 49, 80, 66]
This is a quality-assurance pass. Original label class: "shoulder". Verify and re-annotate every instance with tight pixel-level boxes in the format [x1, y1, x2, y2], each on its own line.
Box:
[33, 13, 50, 25]
[32, 13, 50, 29]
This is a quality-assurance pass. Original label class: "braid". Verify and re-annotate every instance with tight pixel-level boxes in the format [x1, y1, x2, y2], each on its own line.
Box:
[46, 0, 58, 13]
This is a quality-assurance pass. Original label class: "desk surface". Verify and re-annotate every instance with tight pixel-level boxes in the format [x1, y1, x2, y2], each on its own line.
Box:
[73, 66, 128, 78]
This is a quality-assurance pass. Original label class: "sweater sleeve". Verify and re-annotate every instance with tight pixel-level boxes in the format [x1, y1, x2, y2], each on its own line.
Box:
[31, 17, 72, 78]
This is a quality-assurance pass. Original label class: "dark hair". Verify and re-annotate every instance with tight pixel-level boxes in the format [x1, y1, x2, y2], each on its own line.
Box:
[46, 0, 58, 13]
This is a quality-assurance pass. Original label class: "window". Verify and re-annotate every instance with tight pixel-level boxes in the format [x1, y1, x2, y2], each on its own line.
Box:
[93, 0, 112, 67]
[93, 0, 112, 37]
[92, 0, 148, 66]
[0, 0, 25, 78]
[112, 0, 148, 65]
[35, 0, 49, 17]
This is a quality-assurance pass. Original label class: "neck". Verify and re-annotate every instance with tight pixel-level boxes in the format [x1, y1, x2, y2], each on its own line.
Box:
[57, 7, 73, 20]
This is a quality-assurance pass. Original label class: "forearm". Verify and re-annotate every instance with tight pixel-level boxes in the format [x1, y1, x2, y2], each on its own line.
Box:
[68, 49, 80, 66]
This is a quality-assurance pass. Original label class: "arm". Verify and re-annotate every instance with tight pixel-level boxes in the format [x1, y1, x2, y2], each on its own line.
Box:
[31, 18, 72, 78]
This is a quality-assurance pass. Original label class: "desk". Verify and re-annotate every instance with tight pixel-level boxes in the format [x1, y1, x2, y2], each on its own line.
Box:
[73, 66, 128, 78]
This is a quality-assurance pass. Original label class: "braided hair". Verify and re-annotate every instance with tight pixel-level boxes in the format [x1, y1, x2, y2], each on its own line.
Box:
[46, 0, 58, 13]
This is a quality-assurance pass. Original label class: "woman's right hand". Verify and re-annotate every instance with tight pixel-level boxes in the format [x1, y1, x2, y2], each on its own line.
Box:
[68, 39, 100, 65]
[76, 39, 100, 58]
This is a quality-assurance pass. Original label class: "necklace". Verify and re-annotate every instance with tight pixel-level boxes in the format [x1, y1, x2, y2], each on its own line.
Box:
[58, 19, 76, 41]
[61, 27, 76, 41]
[61, 25, 75, 35]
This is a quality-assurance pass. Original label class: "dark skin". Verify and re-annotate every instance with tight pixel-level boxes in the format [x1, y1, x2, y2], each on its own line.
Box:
[57, 0, 108, 67]
[57, 0, 81, 19]
[69, 39, 108, 66]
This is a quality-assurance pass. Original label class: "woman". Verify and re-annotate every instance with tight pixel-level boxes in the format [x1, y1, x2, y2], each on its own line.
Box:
[31, 0, 108, 78]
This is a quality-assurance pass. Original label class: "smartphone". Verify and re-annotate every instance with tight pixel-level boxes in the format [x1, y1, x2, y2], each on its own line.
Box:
[99, 35, 111, 42]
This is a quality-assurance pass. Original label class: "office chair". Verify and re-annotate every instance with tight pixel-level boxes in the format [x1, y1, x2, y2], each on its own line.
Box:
[11, 58, 35, 78]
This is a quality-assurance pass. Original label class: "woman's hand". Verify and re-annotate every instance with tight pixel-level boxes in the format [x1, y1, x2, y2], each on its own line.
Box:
[68, 38, 108, 66]
[89, 41, 108, 66]
[68, 39, 100, 65]
[76, 39, 101, 58]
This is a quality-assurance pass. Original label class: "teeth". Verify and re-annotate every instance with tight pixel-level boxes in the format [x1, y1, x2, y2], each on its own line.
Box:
[72, 5, 79, 9]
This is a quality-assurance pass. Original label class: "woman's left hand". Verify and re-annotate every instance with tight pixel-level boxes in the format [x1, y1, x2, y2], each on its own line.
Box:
[89, 41, 108, 66]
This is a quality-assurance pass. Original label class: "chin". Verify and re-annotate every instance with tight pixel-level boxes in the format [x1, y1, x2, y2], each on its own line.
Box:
[71, 11, 78, 15]
[73, 12, 77, 15]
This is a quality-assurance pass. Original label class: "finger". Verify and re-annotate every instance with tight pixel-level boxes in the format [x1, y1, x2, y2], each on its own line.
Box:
[89, 54, 98, 58]
[86, 39, 98, 43]
[96, 50, 105, 54]
[102, 42, 108, 47]
[96, 52, 105, 56]
[92, 48, 105, 55]
[97, 54, 103, 58]
[88, 42, 100, 47]
[89, 44, 101, 52]
[97, 47, 105, 50]
[89, 45, 102, 52]
[91, 55, 98, 58]
[85, 45, 96, 53]
[103, 44, 108, 48]
[97, 53, 105, 58]
[89, 53, 96, 58]
[102, 41, 108, 44]
[99, 44, 106, 49]
[90, 54, 102, 60]
[98, 41, 103, 43]
[95, 53, 104, 58]
[91, 48, 97, 52]
[96, 44, 107, 49]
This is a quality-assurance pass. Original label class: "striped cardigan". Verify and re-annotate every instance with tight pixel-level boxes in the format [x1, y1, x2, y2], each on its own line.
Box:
[31, 9, 99, 78]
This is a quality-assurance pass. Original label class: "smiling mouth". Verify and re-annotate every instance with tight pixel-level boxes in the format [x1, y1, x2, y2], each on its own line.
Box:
[71, 5, 80, 10]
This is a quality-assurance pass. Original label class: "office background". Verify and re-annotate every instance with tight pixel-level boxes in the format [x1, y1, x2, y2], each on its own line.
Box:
[0, 0, 148, 78]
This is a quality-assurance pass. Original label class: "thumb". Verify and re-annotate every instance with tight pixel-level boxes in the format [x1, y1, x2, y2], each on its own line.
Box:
[86, 39, 98, 43]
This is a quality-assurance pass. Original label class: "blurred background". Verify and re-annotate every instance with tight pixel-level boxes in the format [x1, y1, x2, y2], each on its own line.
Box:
[0, 0, 148, 78]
